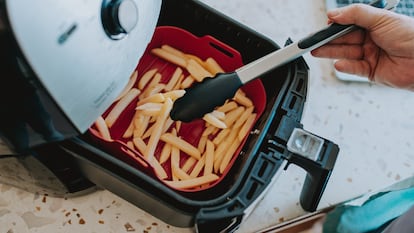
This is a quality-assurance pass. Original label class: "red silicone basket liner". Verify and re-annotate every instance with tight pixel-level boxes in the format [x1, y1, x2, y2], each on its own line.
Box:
[89, 26, 266, 192]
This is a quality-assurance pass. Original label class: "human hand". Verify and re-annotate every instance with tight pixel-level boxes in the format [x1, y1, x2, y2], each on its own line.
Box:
[311, 4, 414, 91]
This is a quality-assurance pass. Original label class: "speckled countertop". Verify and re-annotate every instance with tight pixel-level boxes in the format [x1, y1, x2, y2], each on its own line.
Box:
[1, 0, 414, 232]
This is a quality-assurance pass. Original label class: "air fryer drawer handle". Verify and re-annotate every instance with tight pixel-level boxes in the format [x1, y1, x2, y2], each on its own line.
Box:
[299, 160, 333, 212]
[283, 128, 339, 211]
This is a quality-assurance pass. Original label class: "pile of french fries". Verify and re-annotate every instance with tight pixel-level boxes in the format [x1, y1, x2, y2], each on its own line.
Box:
[93, 44, 257, 190]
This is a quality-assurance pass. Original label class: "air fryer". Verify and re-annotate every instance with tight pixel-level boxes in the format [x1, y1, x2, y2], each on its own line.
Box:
[0, 1, 339, 232]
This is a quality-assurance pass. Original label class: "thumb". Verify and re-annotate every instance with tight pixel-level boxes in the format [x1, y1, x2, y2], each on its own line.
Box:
[327, 4, 388, 30]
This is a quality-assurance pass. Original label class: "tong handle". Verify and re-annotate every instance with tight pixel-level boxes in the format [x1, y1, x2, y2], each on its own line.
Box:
[298, 0, 389, 49]
[236, 0, 394, 85]
[297, 24, 355, 49]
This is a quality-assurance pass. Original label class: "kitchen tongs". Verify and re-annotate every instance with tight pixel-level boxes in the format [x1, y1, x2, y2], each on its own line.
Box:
[170, 0, 399, 122]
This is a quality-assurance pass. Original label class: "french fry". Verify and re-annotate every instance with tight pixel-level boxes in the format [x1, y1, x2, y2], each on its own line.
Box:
[165, 174, 219, 189]
[132, 137, 147, 155]
[175, 121, 182, 133]
[211, 127, 220, 136]
[204, 140, 215, 175]
[133, 115, 150, 139]
[136, 103, 162, 116]
[216, 101, 238, 113]
[172, 74, 185, 91]
[147, 84, 166, 98]
[140, 77, 164, 100]
[238, 113, 257, 141]
[105, 88, 140, 128]
[203, 113, 227, 129]
[164, 67, 183, 91]
[160, 133, 201, 160]
[170, 144, 181, 181]
[142, 116, 171, 139]
[122, 113, 136, 138]
[159, 142, 172, 164]
[204, 57, 225, 74]
[224, 106, 245, 128]
[186, 59, 213, 82]
[161, 44, 186, 57]
[138, 68, 157, 90]
[190, 155, 206, 178]
[198, 135, 208, 153]
[202, 125, 216, 137]
[160, 128, 177, 164]
[185, 54, 204, 66]
[142, 123, 154, 139]
[182, 157, 197, 173]
[126, 141, 134, 149]
[94, 116, 111, 141]
[211, 110, 225, 120]
[234, 90, 253, 107]
[212, 128, 230, 145]
[162, 118, 174, 134]
[149, 115, 157, 124]
[173, 165, 192, 181]
[136, 102, 163, 111]
[162, 90, 186, 101]
[149, 157, 168, 180]
[233, 106, 254, 129]
[136, 93, 165, 106]
[213, 139, 229, 173]
[116, 70, 138, 101]
[148, 73, 162, 90]
[151, 48, 187, 68]
[180, 75, 195, 89]
[214, 129, 237, 172]
[144, 98, 173, 159]
[122, 122, 134, 138]
[219, 137, 241, 174]
[137, 109, 161, 117]
[237, 89, 247, 96]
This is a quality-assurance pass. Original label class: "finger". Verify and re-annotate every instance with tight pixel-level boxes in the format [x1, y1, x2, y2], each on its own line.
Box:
[334, 59, 372, 79]
[327, 29, 365, 45]
[311, 44, 364, 60]
[327, 4, 390, 30]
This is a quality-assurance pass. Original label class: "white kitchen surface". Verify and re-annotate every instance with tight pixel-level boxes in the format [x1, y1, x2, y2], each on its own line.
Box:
[1, 0, 413, 232]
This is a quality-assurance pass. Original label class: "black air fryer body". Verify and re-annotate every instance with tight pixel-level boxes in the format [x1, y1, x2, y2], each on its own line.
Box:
[0, 1, 339, 232]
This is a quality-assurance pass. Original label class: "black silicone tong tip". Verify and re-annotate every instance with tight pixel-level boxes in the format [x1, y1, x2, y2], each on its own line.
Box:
[170, 72, 242, 122]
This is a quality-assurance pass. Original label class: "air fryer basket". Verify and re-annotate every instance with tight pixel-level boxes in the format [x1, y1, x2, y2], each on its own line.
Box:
[88, 25, 268, 193]
[58, 0, 339, 232]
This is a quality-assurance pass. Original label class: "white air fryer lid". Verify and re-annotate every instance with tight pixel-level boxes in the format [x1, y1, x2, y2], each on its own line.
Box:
[5, 0, 161, 133]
